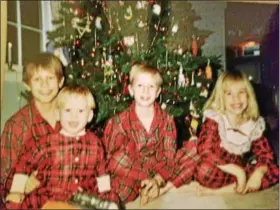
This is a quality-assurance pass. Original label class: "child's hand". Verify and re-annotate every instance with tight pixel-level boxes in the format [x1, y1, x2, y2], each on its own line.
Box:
[6, 192, 24, 203]
[139, 179, 159, 206]
[25, 171, 40, 193]
[158, 181, 175, 196]
[242, 167, 266, 194]
[153, 174, 165, 187]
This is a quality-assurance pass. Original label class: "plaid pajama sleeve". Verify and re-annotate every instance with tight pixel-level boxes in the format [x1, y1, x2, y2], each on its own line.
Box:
[1, 119, 26, 183]
[249, 136, 279, 189]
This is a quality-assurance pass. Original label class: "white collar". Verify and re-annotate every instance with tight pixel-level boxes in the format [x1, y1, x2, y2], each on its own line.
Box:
[203, 110, 265, 155]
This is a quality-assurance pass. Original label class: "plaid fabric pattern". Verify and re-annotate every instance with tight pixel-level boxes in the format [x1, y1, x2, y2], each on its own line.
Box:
[102, 102, 177, 203]
[171, 140, 200, 188]
[5, 132, 119, 209]
[1, 100, 61, 183]
[194, 118, 279, 189]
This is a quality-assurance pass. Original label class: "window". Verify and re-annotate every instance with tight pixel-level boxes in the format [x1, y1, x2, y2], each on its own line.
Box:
[6, 1, 52, 70]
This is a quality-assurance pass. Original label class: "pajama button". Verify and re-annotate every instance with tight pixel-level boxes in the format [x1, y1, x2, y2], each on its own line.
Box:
[75, 157, 79, 162]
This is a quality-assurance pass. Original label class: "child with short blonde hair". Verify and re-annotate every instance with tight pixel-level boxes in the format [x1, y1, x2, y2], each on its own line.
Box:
[1, 53, 64, 207]
[1, 53, 64, 183]
[103, 63, 198, 205]
[5, 86, 119, 209]
[194, 70, 279, 195]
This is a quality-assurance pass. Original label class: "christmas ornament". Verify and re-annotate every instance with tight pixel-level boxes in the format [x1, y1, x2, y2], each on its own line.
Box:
[177, 62, 185, 88]
[205, 59, 213, 80]
[200, 86, 208, 98]
[152, 4, 161, 15]
[122, 74, 129, 95]
[192, 35, 198, 56]
[189, 100, 200, 135]
[124, 5, 133, 20]
[171, 24, 178, 34]
[137, 19, 147, 28]
[123, 36, 135, 47]
[196, 82, 202, 88]
[104, 55, 114, 77]
[177, 45, 183, 55]
[136, 1, 148, 9]
[119, 1, 125, 6]
[191, 71, 195, 86]
[161, 103, 167, 110]
[95, 16, 102, 29]
[71, 15, 91, 38]
[185, 76, 190, 87]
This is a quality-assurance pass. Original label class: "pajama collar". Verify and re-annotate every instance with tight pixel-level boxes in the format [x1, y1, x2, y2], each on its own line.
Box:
[203, 110, 265, 155]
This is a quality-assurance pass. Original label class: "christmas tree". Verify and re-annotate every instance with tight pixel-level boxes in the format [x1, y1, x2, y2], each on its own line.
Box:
[47, 0, 222, 144]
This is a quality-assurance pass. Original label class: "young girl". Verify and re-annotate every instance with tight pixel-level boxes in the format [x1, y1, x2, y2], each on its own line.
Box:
[194, 70, 279, 195]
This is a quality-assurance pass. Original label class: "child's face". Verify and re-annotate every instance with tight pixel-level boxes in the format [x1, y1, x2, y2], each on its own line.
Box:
[24, 69, 64, 104]
[223, 81, 248, 118]
[129, 72, 161, 108]
[59, 96, 93, 136]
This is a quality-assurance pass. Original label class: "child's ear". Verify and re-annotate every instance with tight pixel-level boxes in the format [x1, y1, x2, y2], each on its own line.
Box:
[87, 110, 94, 122]
[128, 84, 134, 97]
[59, 77, 65, 88]
[156, 87, 162, 98]
[23, 82, 31, 91]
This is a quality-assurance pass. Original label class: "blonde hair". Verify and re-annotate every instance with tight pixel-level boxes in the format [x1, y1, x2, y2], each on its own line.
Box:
[56, 86, 96, 110]
[129, 63, 163, 86]
[23, 53, 64, 85]
[203, 70, 259, 121]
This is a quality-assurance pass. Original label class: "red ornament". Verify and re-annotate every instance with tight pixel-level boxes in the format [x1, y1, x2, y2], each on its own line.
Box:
[122, 74, 129, 95]
[149, 0, 156, 5]
[74, 40, 80, 46]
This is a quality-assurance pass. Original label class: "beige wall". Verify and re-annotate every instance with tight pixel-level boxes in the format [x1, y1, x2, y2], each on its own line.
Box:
[189, 1, 227, 69]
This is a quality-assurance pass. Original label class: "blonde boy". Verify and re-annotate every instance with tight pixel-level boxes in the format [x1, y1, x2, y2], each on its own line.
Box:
[5, 86, 119, 209]
[103, 63, 179, 205]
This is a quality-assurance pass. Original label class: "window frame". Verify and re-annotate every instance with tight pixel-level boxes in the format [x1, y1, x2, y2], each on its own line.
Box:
[7, 1, 53, 71]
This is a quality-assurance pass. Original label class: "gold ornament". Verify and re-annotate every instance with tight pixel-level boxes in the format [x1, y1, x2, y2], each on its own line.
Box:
[205, 59, 212, 80]
[124, 5, 133, 20]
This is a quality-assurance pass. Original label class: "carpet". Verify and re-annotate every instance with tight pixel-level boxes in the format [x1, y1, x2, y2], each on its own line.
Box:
[126, 184, 279, 209]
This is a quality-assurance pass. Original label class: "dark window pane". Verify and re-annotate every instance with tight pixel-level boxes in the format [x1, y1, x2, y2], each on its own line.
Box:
[22, 29, 41, 65]
[20, 1, 41, 29]
[7, 25, 18, 65]
[7, 1, 17, 22]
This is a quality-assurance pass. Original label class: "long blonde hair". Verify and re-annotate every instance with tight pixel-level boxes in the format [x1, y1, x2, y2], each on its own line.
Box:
[203, 70, 259, 121]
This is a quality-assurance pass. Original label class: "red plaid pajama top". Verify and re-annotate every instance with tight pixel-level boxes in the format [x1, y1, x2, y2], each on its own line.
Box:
[5, 132, 119, 209]
[1, 100, 61, 183]
[102, 102, 178, 202]
[194, 114, 279, 189]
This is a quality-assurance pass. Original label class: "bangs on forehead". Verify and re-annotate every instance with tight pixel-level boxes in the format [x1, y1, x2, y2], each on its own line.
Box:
[223, 76, 245, 91]
[37, 66, 56, 74]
